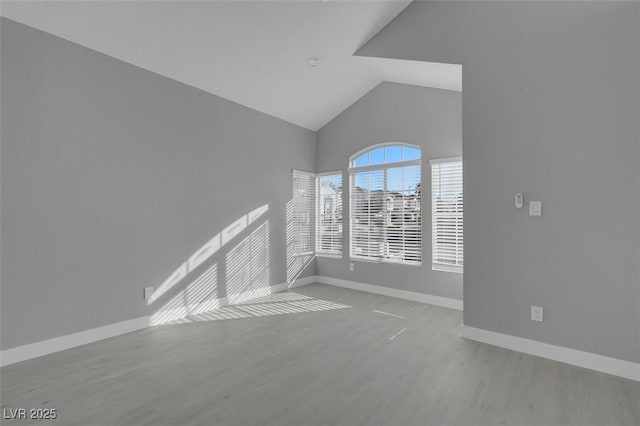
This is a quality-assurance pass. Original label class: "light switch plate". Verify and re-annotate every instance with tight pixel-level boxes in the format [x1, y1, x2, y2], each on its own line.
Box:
[515, 193, 523, 209]
[529, 201, 542, 216]
[349, 263, 355, 272]
[143, 286, 153, 301]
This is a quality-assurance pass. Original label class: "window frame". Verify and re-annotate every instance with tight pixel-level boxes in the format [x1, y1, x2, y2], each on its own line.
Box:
[348, 143, 423, 266]
[315, 171, 344, 258]
[430, 156, 463, 274]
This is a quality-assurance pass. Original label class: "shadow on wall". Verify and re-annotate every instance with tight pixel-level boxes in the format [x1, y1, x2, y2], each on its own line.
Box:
[286, 198, 314, 284]
[149, 204, 270, 325]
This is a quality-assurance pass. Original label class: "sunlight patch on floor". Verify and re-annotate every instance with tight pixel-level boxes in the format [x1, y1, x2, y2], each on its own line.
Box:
[163, 291, 351, 324]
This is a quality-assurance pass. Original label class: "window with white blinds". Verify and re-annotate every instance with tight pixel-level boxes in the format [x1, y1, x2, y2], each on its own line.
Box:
[349, 144, 422, 265]
[316, 173, 343, 257]
[430, 157, 463, 273]
[292, 170, 315, 256]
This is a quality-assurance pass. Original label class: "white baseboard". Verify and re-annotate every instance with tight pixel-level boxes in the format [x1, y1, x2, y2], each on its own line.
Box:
[0, 316, 151, 368]
[0, 278, 316, 368]
[314, 275, 463, 311]
[5, 277, 635, 383]
[288, 274, 318, 288]
[461, 325, 640, 382]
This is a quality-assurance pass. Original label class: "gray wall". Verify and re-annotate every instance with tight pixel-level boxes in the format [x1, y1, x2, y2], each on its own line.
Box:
[316, 82, 463, 300]
[357, 2, 640, 363]
[0, 18, 316, 349]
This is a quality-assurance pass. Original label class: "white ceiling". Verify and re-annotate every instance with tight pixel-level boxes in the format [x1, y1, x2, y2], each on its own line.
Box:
[0, 1, 462, 131]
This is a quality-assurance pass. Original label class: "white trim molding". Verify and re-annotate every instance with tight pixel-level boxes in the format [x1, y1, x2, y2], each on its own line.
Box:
[314, 276, 463, 311]
[461, 325, 640, 382]
[429, 156, 462, 165]
[288, 274, 318, 289]
[0, 316, 151, 368]
[0, 277, 318, 368]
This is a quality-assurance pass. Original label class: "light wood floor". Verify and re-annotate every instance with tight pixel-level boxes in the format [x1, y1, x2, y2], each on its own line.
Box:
[2, 284, 639, 426]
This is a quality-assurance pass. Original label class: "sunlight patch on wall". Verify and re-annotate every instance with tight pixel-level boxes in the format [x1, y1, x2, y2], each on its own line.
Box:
[148, 204, 269, 305]
[150, 263, 218, 325]
[226, 221, 270, 304]
[286, 198, 314, 284]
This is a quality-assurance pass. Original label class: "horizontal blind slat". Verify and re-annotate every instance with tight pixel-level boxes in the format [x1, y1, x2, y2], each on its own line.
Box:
[293, 170, 315, 256]
[432, 160, 463, 272]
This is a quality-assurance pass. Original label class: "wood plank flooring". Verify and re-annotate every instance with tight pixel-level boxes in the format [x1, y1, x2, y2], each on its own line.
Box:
[1, 284, 638, 426]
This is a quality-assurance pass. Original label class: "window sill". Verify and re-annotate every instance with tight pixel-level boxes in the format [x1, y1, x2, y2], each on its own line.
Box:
[350, 256, 422, 268]
[294, 252, 315, 258]
[432, 264, 463, 274]
[317, 253, 343, 259]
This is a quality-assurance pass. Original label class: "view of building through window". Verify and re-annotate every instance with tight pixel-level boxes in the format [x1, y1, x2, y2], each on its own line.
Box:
[349, 144, 422, 265]
[316, 173, 343, 256]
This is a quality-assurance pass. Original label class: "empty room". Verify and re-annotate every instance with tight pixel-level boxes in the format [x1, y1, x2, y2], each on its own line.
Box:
[1, 1, 639, 425]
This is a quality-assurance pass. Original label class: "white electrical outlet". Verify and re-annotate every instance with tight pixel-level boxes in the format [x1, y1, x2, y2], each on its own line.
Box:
[531, 306, 543, 322]
[349, 263, 355, 272]
[144, 286, 154, 301]
[529, 201, 542, 216]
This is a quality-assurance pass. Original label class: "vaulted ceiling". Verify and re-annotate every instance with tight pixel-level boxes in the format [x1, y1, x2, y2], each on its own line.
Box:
[1, 1, 461, 130]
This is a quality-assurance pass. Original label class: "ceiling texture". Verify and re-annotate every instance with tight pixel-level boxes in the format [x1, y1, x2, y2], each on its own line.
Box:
[0, 1, 461, 130]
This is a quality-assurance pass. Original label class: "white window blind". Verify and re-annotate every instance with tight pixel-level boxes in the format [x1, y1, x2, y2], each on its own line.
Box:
[292, 170, 314, 256]
[349, 144, 422, 265]
[431, 157, 463, 273]
[316, 173, 343, 256]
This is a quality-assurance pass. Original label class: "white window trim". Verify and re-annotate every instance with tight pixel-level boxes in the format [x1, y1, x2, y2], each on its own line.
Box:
[429, 156, 463, 274]
[348, 158, 422, 173]
[429, 156, 462, 164]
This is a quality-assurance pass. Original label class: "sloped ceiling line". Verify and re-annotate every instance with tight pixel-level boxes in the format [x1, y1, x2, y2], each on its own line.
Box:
[1, 1, 461, 131]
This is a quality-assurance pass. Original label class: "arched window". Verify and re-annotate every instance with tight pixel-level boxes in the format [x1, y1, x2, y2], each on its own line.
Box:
[349, 143, 422, 265]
